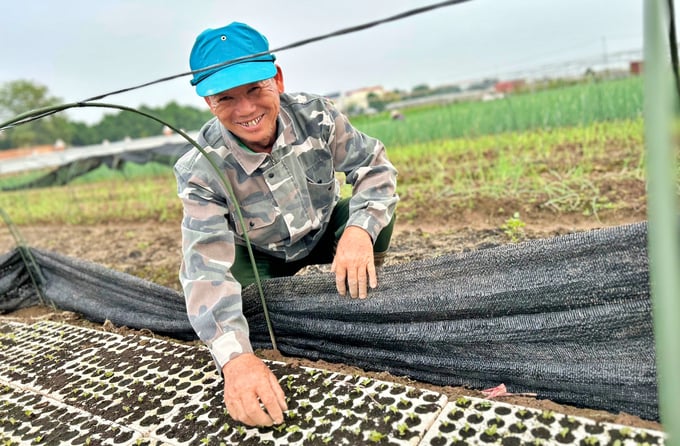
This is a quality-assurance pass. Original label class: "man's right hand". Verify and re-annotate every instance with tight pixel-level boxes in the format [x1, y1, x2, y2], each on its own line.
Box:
[222, 353, 287, 426]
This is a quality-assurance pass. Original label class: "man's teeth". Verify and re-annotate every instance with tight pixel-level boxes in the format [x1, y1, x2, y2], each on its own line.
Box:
[239, 116, 262, 127]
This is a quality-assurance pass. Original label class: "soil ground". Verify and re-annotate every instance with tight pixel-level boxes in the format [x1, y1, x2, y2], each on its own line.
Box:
[0, 207, 662, 432]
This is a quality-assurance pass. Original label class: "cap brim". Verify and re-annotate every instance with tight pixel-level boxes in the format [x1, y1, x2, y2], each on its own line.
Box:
[195, 61, 277, 97]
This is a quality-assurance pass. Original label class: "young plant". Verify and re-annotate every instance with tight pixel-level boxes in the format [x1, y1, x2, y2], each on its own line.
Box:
[455, 396, 471, 407]
[484, 424, 498, 436]
[367, 430, 386, 443]
[583, 436, 600, 446]
[501, 212, 526, 242]
[539, 409, 555, 422]
[475, 400, 492, 410]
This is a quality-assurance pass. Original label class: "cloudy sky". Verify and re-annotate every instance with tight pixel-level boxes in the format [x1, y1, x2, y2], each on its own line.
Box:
[0, 0, 655, 123]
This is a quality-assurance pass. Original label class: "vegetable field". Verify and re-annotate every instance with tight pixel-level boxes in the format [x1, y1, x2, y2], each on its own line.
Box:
[352, 76, 642, 147]
[0, 76, 647, 228]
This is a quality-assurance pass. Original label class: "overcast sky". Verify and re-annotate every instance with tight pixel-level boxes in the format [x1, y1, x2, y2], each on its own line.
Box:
[0, 0, 654, 124]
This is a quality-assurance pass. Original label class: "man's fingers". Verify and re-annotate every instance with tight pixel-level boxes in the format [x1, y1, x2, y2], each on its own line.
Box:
[357, 267, 368, 299]
[225, 397, 257, 426]
[270, 373, 288, 412]
[227, 384, 287, 427]
[367, 259, 378, 289]
[260, 374, 287, 424]
[245, 390, 281, 426]
[257, 375, 287, 425]
[334, 265, 347, 296]
[346, 268, 359, 298]
[222, 354, 287, 427]
[335, 263, 378, 299]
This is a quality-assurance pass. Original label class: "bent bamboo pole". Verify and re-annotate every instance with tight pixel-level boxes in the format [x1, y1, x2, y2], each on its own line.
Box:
[644, 0, 680, 442]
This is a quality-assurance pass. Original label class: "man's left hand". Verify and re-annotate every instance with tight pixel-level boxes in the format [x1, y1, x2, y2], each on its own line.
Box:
[331, 226, 376, 299]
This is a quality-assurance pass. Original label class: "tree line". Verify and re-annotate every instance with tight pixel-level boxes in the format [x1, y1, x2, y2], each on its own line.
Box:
[0, 80, 212, 150]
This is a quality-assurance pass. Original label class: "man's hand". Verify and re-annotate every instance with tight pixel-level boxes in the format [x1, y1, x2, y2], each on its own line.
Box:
[331, 226, 376, 299]
[222, 353, 287, 426]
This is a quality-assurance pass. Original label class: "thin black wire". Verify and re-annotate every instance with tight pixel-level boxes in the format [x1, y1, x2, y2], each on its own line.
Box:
[1, 0, 472, 354]
[1, 0, 470, 131]
[0, 1, 472, 352]
[83, 0, 470, 102]
[0, 208, 49, 307]
[2, 101, 281, 351]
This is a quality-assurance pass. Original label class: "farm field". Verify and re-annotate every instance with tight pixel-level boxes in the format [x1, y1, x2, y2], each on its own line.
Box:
[0, 115, 648, 290]
[0, 75, 663, 435]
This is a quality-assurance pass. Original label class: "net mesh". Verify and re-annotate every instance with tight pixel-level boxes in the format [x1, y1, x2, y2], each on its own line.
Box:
[0, 221, 657, 420]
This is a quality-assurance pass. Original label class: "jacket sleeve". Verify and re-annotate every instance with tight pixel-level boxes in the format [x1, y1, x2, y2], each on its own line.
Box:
[174, 153, 253, 370]
[328, 102, 399, 241]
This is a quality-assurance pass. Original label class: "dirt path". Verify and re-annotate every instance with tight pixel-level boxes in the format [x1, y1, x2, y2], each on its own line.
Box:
[0, 211, 643, 291]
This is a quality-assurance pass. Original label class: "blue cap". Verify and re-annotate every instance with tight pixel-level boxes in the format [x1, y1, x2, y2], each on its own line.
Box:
[189, 22, 277, 97]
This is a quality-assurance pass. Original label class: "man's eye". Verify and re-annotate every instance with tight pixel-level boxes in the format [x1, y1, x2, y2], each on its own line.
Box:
[219, 96, 233, 102]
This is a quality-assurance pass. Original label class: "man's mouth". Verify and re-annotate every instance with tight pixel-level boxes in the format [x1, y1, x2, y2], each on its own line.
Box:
[237, 115, 264, 128]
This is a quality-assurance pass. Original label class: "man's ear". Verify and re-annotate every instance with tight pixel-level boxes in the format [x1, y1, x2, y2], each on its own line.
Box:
[274, 65, 285, 93]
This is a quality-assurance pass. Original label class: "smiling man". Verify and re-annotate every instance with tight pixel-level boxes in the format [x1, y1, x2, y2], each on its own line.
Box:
[173, 22, 398, 427]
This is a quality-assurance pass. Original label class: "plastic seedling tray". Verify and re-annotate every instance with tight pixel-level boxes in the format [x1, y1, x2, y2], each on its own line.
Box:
[151, 362, 447, 445]
[421, 395, 665, 446]
[1, 321, 447, 445]
[0, 384, 150, 445]
[0, 320, 667, 446]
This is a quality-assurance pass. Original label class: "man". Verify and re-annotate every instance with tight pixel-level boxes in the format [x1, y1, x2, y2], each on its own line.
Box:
[174, 22, 398, 427]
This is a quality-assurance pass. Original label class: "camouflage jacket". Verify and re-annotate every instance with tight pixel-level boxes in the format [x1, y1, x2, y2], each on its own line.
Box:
[174, 92, 398, 368]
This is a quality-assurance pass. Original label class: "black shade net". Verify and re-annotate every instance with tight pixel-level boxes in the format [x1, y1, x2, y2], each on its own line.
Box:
[1, 141, 189, 191]
[0, 221, 657, 420]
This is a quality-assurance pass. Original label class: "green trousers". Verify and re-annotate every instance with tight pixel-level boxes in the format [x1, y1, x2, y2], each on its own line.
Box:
[231, 198, 395, 287]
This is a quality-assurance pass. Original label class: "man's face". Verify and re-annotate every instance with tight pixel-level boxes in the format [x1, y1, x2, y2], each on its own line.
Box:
[205, 70, 284, 153]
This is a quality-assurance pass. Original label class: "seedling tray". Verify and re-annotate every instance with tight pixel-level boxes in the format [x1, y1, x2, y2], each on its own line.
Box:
[422, 396, 664, 446]
[0, 320, 666, 445]
[0, 321, 445, 445]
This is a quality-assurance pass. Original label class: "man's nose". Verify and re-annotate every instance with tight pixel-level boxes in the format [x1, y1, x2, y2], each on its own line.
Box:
[234, 96, 256, 114]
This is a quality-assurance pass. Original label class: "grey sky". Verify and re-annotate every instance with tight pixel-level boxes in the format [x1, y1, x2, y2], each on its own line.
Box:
[1, 0, 650, 124]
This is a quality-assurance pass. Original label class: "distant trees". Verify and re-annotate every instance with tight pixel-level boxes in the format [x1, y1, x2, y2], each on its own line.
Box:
[367, 90, 403, 112]
[0, 80, 72, 149]
[0, 79, 213, 150]
[410, 84, 431, 98]
[88, 102, 212, 145]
